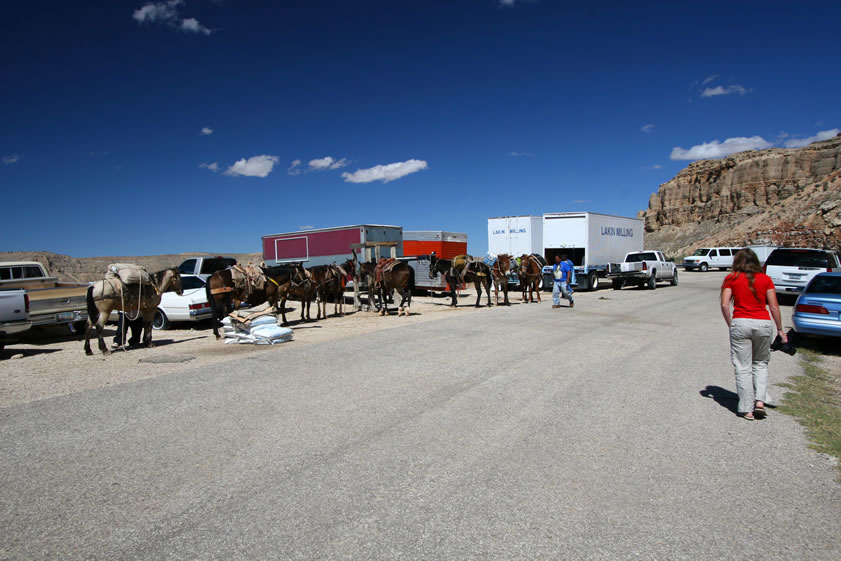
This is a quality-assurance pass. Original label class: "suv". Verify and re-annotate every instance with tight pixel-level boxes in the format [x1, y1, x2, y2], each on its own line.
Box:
[764, 248, 841, 295]
[682, 247, 742, 271]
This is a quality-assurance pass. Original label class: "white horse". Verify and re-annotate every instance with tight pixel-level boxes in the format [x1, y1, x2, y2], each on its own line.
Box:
[84, 268, 182, 355]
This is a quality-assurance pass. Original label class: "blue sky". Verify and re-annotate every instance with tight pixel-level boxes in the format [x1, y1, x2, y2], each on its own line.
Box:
[2, 0, 839, 257]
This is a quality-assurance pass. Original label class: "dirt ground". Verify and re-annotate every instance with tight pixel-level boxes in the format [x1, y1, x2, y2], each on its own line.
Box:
[0, 289, 521, 408]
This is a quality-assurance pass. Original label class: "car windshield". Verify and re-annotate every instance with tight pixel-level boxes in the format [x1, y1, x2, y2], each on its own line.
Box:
[691, 249, 710, 256]
[766, 249, 829, 268]
[626, 252, 657, 263]
[180, 276, 206, 290]
[806, 276, 841, 294]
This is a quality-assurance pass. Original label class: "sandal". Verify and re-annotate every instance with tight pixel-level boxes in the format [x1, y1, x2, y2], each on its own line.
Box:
[739, 412, 755, 421]
[754, 404, 767, 420]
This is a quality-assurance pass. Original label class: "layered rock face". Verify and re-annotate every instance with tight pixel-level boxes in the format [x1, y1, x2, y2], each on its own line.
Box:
[640, 134, 841, 256]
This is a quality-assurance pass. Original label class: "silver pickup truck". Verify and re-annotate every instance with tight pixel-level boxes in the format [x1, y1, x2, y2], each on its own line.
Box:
[0, 262, 89, 330]
[607, 250, 678, 290]
[0, 289, 31, 353]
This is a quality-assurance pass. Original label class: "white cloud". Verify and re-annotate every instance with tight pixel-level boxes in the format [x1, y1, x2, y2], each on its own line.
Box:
[308, 156, 348, 170]
[702, 74, 718, 85]
[287, 159, 302, 175]
[133, 1, 211, 35]
[133, 0, 181, 23]
[650, 164, 662, 169]
[341, 159, 428, 184]
[299, 225, 314, 230]
[224, 155, 279, 178]
[640, 124, 655, 133]
[670, 136, 772, 160]
[181, 17, 210, 35]
[783, 128, 840, 148]
[199, 161, 219, 172]
[509, 151, 533, 157]
[700, 84, 751, 98]
[200, 127, 213, 135]
[2, 154, 21, 165]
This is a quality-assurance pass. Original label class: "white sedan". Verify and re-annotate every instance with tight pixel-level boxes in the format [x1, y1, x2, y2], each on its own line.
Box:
[153, 275, 212, 330]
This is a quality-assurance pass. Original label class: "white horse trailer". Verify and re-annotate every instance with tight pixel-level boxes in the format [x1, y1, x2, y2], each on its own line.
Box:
[542, 212, 643, 291]
[487, 216, 543, 257]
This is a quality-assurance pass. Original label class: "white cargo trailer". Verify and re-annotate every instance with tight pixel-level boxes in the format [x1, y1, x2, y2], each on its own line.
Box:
[487, 216, 543, 257]
[542, 212, 643, 291]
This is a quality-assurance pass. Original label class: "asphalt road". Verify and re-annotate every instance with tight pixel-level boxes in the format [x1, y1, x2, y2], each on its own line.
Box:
[2, 272, 839, 560]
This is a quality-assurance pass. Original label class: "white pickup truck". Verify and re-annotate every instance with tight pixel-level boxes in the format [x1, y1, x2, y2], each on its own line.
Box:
[177, 256, 238, 281]
[0, 289, 31, 353]
[0, 262, 89, 330]
[607, 250, 678, 290]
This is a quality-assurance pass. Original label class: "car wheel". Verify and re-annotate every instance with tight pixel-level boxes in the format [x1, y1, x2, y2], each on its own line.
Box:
[699, 262, 709, 272]
[670, 269, 678, 286]
[612, 279, 623, 290]
[648, 273, 657, 290]
[587, 272, 599, 291]
[153, 309, 170, 330]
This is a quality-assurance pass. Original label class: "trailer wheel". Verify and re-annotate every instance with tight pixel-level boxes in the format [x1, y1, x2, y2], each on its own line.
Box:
[647, 272, 657, 290]
[699, 262, 709, 272]
[587, 272, 599, 291]
[670, 269, 679, 286]
[612, 279, 623, 290]
[153, 309, 170, 330]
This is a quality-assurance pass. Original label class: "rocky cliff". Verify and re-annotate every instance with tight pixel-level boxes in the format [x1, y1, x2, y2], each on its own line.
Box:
[640, 133, 841, 256]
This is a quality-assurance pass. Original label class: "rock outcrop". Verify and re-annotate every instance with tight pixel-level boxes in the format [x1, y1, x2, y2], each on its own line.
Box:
[640, 133, 841, 256]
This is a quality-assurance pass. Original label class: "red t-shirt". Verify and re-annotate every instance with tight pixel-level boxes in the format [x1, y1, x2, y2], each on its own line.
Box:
[722, 272, 775, 320]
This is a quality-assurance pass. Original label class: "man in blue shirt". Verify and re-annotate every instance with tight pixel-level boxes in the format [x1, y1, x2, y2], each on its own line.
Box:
[552, 254, 575, 309]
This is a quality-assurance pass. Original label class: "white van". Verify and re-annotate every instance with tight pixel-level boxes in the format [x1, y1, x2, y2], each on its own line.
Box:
[682, 247, 742, 271]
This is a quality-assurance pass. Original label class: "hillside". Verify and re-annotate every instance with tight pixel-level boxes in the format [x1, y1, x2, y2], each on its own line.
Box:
[640, 133, 841, 256]
[0, 251, 262, 282]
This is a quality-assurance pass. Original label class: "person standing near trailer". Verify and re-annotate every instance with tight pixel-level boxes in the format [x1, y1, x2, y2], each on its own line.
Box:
[552, 254, 575, 308]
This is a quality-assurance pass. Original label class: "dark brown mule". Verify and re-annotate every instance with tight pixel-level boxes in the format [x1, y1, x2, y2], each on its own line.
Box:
[307, 259, 352, 319]
[84, 268, 183, 355]
[205, 265, 293, 339]
[489, 253, 514, 306]
[281, 264, 316, 323]
[428, 253, 493, 307]
[517, 254, 544, 303]
[359, 259, 415, 316]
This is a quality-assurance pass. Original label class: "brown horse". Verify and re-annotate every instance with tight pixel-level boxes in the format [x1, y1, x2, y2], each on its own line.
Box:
[84, 268, 183, 355]
[359, 258, 415, 316]
[489, 253, 514, 306]
[206, 265, 294, 338]
[428, 253, 493, 307]
[281, 263, 316, 323]
[307, 259, 353, 319]
[517, 254, 545, 303]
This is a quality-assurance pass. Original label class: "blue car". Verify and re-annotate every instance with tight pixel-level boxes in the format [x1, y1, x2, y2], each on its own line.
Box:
[792, 272, 841, 338]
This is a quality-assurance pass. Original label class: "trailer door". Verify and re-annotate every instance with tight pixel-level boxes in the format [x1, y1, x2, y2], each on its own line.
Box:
[272, 236, 309, 263]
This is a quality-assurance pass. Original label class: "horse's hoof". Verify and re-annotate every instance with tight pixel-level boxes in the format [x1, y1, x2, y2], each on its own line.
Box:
[102, 349, 111, 356]
[146, 343, 155, 349]
[85, 349, 93, 356]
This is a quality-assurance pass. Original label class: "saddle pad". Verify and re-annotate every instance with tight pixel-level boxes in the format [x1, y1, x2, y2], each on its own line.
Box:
[483, 255, 497, 266]
[107, 263, 151, 286]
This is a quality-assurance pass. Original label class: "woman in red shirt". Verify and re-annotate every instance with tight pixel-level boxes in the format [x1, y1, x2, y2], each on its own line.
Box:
[720, 249, 787, 420]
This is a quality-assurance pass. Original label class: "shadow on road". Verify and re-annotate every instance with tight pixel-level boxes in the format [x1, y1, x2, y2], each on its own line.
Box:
[700, 385, 739, 414]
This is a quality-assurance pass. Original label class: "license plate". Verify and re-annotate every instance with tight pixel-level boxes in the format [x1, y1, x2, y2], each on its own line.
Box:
[57, 312, 77, 321]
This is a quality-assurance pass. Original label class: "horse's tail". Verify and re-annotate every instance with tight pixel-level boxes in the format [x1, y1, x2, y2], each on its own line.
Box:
[86, 284, 99, 324]
[408, 263, 415, 292]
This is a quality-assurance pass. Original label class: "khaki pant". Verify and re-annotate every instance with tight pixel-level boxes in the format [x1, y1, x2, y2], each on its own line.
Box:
[729, 318, 773, 413]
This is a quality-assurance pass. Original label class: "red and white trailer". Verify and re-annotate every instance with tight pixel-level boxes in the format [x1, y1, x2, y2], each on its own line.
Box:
[262, 225, 403, 267]
[403, 231, 468, 259]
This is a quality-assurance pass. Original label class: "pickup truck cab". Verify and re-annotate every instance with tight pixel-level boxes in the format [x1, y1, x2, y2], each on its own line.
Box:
[177, 256, 237, 281]
[0, 262, 88, 329]
[607, 250, 678, 290]
[0, 289, 31, 352]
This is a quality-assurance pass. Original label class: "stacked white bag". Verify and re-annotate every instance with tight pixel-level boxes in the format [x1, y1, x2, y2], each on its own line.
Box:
[222, 315, 294, 345]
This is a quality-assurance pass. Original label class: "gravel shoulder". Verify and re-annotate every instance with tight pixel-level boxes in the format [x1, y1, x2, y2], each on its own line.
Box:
[0, 290, 495, 408]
